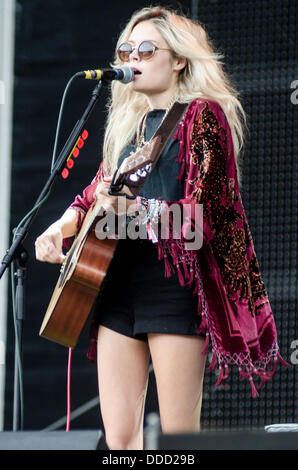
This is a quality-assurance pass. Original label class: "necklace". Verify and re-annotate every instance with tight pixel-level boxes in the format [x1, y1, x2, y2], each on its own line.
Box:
[136, 95, 177, 151]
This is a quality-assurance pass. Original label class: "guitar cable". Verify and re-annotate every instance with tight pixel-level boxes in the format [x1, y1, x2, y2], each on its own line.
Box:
[66, 347, 72, 432]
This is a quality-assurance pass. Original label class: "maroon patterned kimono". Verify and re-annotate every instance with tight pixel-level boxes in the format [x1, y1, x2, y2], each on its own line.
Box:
[68, 98, 289, 397]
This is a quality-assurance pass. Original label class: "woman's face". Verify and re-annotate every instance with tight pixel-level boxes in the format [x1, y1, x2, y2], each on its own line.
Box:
[124, 20, 185, 108]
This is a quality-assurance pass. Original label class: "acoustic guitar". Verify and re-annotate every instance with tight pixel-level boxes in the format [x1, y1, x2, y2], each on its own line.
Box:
[39, 138, 160, 348]
[39, 102, 188, 348]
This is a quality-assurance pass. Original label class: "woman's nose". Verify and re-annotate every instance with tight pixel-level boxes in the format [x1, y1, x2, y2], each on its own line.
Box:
[129, 47, 140, 62]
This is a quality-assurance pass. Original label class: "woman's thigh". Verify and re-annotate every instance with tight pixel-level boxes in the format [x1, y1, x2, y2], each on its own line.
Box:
[97, 326, 151, 449]
[147, 333, 206, 434]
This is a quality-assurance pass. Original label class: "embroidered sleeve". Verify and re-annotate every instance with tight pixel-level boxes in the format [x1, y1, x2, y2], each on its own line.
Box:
[189, 102, 270, 312]
[187, 101, 229, 245]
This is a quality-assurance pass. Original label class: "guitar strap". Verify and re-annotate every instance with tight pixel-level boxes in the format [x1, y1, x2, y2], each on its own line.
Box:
[148, 101, 189, 167]
[109, 101, 189, 198]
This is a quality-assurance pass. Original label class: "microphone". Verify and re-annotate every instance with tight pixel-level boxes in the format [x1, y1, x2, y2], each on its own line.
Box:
[77, 66, 134, 84]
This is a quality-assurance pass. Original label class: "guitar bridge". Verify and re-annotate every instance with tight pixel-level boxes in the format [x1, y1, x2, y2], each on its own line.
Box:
[59, 252, 77, 287]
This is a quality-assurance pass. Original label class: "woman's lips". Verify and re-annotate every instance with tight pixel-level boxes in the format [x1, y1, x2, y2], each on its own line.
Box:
[131, 67, 142, 75]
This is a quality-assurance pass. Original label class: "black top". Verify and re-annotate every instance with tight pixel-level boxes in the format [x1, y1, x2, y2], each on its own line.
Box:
[92, 109, 200, 336]
[117, 109, 184, 201]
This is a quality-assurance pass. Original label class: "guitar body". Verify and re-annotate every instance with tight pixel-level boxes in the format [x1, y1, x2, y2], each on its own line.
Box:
[39, 207, 118, 348]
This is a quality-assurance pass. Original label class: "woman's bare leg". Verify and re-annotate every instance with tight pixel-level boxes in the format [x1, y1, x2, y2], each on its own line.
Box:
[97, 326, 151, 450]
[148, 333, 206, 434]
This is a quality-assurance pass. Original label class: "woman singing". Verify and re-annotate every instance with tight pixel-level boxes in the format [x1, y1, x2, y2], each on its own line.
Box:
[35, 6, 287, 450]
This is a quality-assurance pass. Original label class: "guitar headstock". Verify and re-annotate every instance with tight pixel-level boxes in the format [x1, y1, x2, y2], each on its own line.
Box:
[109, 136, 161, 197]
[119, 139, 155, 173]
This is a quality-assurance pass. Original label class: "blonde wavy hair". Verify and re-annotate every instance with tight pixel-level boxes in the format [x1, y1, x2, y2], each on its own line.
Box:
[102, 6, 247, 187]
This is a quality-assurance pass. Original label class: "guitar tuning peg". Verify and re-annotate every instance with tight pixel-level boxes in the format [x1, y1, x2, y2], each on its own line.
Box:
[137, 169, 147, 177]
[129, 173, 139, 182]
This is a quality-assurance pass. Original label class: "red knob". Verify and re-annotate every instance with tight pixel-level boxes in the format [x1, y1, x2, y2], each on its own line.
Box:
[67, 158, 74, 169]
[61, 168, 69, 179]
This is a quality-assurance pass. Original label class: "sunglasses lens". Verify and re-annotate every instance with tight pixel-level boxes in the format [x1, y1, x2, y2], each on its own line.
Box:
[139, 41, 155, 60]
[117, 41, 155, 62]
[117, 43, 132, 62]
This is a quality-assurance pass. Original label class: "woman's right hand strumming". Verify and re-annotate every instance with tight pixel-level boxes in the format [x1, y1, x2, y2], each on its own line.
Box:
[35, 208, 79, 264]
[35, 223, 65, 264]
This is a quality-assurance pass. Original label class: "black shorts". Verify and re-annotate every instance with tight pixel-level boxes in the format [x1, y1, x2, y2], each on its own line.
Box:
[93, 238, 204, 342]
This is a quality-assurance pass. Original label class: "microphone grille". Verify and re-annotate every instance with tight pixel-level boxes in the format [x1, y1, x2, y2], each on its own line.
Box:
[119, 66, 134, 84]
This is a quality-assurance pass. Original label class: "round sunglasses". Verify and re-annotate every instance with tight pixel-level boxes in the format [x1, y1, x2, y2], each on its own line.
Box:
[117, 40, 171, 62]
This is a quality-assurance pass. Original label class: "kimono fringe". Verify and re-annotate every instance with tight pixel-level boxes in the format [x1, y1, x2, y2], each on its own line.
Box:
[156, 237, 290, 398]
[207, 346, 290, 398]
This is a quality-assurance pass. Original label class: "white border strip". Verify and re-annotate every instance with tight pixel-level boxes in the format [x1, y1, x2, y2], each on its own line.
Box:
[0, 0, 16, 430]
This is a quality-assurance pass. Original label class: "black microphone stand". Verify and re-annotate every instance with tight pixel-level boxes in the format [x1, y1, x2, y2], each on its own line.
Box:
[0, 77, 104, 430]
[11, 240, 28, 431]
